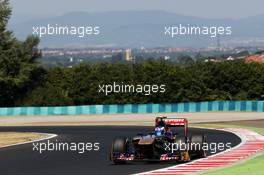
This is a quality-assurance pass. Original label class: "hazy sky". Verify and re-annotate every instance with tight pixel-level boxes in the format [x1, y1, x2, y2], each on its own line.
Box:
[10, 0, 264, 19]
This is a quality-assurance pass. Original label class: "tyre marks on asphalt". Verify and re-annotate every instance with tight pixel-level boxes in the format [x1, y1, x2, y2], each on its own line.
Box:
[138, 128, 264, 175]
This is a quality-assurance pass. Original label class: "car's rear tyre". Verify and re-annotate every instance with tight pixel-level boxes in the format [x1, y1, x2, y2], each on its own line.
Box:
[190, 135, 207, 158]
[111, 137, 128, 164]
[174, 136, 190, 162]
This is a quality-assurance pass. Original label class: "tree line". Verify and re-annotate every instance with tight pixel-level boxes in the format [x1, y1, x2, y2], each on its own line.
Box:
[3, 60, 263, 107]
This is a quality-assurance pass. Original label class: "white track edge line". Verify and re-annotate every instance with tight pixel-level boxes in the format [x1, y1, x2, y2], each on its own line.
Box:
[0, 133, 58, 149]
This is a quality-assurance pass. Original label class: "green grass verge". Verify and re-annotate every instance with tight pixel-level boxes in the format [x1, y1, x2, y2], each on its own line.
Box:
[203, 154, 264, 175]
[191, 123, 264, 175]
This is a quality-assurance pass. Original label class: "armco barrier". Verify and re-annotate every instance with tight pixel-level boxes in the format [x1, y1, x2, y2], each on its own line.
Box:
[0, 101, 263, 116]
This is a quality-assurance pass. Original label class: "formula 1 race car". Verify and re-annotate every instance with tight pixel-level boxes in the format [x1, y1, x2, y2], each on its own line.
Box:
[110, 117, 207, 164]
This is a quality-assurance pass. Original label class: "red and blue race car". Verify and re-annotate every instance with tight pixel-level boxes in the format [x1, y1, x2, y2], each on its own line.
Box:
[110, 116, 207, 164]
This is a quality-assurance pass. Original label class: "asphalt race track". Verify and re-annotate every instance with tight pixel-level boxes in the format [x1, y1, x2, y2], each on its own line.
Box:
[0, 126, 241, 175]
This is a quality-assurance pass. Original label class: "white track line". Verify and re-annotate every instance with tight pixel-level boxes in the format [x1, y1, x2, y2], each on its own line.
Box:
[0, 133, 57, 149]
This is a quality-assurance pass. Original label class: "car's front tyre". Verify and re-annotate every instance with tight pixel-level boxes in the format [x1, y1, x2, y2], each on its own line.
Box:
[110, 137, 128, 164]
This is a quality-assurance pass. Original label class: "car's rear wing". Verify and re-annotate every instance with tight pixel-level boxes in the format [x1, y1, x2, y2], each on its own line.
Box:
[155, 117, 189, 136]
[163, 118, 188, 126]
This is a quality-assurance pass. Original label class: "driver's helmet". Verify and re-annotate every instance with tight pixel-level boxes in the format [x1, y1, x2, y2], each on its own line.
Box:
[155, 126, 164, 136]
[155, 119, 166, 136]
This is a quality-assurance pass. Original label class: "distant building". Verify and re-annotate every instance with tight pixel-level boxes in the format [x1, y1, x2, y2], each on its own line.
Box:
[125, 49, 133, 61]
[245, 54, 264, 63]
[204, 58, 221, 63]
[226, 56, 235, 61]
[164, 56, 170, 60]
[204, 57, 222, 63]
